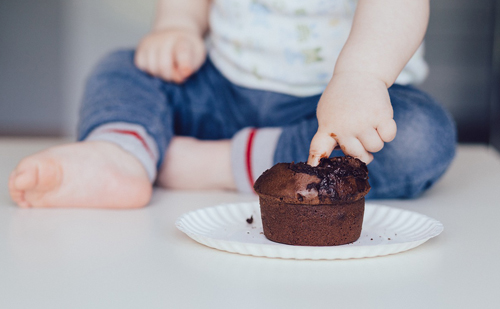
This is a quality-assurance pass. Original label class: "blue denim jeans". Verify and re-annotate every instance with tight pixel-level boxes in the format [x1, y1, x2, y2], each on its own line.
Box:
[79, 50, 457, 199]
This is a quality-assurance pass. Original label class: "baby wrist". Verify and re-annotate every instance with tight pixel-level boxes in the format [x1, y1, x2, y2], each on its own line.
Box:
[331, 70, 392, 88]
[153, 20, 205, 36]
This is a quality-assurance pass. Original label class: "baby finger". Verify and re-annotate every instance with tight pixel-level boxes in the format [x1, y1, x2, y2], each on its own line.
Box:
[358, 130, 384, 153]
[338, 137, 373, 164]
[134, 48, 147, 71]
[146, 44, 161, 77]
[158, 41, 175, 81]
[308, 131, 337, 166]
[174, 39, 194, 81]
[377, 118, 397, 142]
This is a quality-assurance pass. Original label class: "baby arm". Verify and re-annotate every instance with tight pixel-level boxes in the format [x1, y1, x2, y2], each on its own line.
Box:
[308, 0, 429, 165]
[134, 0, 210, 83]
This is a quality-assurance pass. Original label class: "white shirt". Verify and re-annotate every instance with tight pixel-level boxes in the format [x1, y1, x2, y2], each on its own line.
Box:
[207, 0, 428, 97]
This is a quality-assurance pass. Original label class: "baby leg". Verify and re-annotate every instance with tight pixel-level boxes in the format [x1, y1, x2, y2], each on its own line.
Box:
[157, 126, 282, 191]
[157, 136, 236, 190]
[9, 50, 172, 208]
[156, 83, 295, 191]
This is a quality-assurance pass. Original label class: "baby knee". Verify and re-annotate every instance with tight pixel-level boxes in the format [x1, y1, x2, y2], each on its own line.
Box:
[392, 101, 456, 197]
[92, 49, 139, 77]
[403, 99, 456, 163]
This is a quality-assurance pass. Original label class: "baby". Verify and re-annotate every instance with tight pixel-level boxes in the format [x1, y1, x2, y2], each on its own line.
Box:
[9, 0, 456, 208]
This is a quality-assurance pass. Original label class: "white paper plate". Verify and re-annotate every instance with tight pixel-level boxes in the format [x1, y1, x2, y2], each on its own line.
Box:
[175, 202, 443, 260]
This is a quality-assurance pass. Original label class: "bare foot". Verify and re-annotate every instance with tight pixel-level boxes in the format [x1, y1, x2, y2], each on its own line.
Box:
[8, 141, 152, 209]
[157, 137, 236, 190]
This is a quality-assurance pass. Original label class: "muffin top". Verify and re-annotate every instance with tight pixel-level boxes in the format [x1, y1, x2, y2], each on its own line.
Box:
[253, 156, 370, 205]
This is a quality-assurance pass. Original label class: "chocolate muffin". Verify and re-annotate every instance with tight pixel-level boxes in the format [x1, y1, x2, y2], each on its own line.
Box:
[253, 156, 370, 246]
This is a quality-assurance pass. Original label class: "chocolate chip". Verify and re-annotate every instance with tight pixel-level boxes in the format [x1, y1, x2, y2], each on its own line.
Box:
[288, 156, 369, 202]
[296, 193, 304, 202]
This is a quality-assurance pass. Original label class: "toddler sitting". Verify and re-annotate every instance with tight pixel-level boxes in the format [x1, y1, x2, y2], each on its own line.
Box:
[9, 0, 456, 208]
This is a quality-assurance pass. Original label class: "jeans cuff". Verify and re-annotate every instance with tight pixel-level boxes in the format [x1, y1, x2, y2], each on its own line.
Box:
[85, 122, 159, 182]
[231, 127, 282, 193]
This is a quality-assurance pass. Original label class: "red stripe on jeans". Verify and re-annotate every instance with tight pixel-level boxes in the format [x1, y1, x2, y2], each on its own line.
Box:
[105, 129, 155, 161]
[245, 129, 257, 191]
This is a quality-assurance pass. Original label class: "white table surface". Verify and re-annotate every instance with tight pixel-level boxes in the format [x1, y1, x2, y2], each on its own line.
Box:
[0, 138, 499, 309]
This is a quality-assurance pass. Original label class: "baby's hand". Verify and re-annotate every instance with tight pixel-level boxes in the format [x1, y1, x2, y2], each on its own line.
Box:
[308, 72, 397, 165]
[135, 29, 206, 83]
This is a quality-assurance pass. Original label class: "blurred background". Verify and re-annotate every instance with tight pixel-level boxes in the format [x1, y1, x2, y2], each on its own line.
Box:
[1, 0, 499, 150]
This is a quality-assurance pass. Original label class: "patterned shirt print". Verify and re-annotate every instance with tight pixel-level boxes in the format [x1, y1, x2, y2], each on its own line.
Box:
[207, 0, 428, 96]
